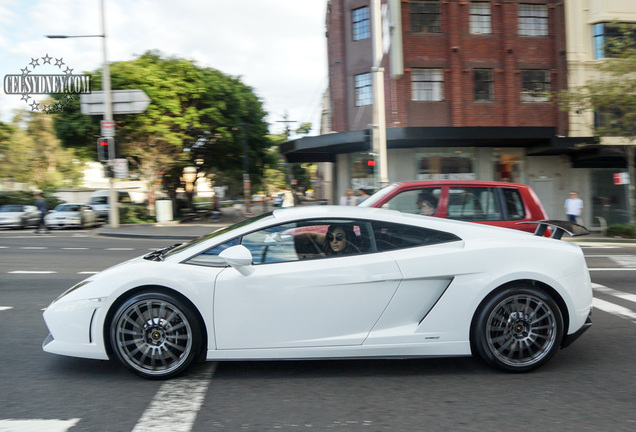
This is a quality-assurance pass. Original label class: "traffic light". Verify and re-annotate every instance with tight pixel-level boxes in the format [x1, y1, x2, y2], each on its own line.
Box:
[97, 137, 114, 162]
[364, 127, 372, 149]
[367, 159, 376, 175]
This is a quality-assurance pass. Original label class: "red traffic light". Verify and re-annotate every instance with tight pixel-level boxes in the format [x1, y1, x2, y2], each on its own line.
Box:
[367, 160, 376, 167]
[96, 137, 114, 162]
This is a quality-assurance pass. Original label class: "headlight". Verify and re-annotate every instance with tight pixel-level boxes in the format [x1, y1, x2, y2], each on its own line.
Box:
[54, 280, 92, 303]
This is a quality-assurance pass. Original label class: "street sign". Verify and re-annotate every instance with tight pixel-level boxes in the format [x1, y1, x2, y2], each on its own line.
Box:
[614, 172, 630, 185]
[113, 158, 128, 179]
[100, 120, 115, 137]
[80, 89, 150, 115]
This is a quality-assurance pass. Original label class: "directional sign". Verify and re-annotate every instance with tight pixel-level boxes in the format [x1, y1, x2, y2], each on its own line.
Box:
[80, 89, 150, 115]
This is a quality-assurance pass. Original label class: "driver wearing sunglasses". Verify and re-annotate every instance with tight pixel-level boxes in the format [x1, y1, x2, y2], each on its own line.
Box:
[324, 224, 358, 255]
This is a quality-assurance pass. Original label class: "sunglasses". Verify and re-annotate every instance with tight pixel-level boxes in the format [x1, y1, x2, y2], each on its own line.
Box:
[327, 233, 345, 242]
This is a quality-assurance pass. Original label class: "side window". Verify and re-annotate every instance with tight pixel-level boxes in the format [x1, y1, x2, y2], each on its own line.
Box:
[186, 238, 240, 266]
[186, 219, 376, 267]
[502, 188, 526, 220]
[383, 187, 441, 216]
[373, 221, 460, 252]
[447, 187, 502, 221]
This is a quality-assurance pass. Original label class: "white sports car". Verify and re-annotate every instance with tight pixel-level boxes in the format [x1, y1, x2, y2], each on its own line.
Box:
[42, 206, 592, 379]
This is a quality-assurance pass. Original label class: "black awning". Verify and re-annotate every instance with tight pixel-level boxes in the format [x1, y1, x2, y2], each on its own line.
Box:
[281, 127, 592, 163]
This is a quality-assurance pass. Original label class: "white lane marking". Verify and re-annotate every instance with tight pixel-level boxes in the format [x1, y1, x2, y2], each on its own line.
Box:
[132, 363, 217, 432]
[609, 255, 636, 267]
[593, 297, 636, 324]
[588, 268, 636, 271]
[0, 306, 13, 311]
[0, 419, 80, 431]
[9, 271, 57, 274]
[593, 283, 636, 304]
[61, 248, 89, 250]
[105, 248, 134, 251]
[77, 271, 99, 275]
[20, 247, 47, 250]
[0, 246, 8, 249]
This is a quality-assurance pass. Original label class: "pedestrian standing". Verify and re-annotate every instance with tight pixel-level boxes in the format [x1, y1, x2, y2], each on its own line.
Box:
[564, 191, 583, 224]
[339, 188, 358, 206]
[34, 193, 50, 234]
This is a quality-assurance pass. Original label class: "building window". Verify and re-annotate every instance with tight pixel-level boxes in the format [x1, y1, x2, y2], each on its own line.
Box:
[474, 69, 493, 101]
[470, 2, 491, 34]
[518, 4, 548, 36]
[412, 69, 444, 101]
[352, 7, 370, 41]
[355, 73, 373, 107]
[410, 1, 441, 33]
[521, 70, 550, 102]
[593, 23, 636, 59]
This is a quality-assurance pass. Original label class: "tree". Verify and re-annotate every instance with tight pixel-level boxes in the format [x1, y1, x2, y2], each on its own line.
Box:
[557, 23, 636, 223]
[0, 109, 84, 189]
[54, 51, 270, 209]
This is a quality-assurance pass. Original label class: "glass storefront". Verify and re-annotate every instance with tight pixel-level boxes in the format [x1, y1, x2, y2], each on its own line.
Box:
[591, 169, 630, 225]
[493, 150, 523, 183]
[350, 153, 375, 191]
[416, 148, 477, 180]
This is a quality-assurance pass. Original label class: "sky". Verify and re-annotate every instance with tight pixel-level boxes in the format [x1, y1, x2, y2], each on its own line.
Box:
[0, 0, 328, 137]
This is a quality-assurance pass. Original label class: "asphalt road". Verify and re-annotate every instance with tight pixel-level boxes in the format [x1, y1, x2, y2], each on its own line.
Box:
[0, 229, 635, 432]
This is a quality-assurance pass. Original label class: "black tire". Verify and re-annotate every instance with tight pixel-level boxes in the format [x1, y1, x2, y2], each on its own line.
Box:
[471, 285, 564, 372]
[109, 291, 203, 379]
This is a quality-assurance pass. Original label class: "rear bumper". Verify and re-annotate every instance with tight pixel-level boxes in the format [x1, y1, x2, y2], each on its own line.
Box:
[561, 314, 592, 348]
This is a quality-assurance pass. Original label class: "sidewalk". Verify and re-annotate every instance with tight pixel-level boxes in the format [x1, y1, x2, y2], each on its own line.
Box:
[96, 206, 636, 245]
[96, 204, 272, 241]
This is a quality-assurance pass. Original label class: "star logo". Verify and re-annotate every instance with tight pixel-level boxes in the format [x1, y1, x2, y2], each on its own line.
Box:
[7, 54, 90, 115]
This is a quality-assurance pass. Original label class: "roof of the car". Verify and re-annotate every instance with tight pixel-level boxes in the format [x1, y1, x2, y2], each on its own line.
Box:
[387, 180, 531, 188]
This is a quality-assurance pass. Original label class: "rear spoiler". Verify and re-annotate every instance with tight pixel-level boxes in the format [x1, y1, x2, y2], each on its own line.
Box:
[517, 220, 590, 240]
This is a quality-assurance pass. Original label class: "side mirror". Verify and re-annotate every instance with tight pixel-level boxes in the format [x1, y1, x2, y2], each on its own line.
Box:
[219, 245, 254, 276]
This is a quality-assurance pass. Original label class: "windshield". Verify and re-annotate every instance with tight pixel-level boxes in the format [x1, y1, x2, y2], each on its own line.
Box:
[357, 184, 399, 207]
[56, 204, 81, 212]
[90, 196, 108, 205]
[0, 205, 23, 212]
[162, 211, 275, 259]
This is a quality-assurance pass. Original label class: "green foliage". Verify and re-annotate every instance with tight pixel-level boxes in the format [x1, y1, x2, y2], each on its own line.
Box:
[606, 224, 636, 238]
[118, 205, 154, 224]
[0, 109, 86, 189]
[0, 191, 63, 209]
[53, 50, 271, 199]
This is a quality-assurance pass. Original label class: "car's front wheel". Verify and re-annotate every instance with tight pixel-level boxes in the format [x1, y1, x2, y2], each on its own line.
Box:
[471, 285, 564, 372]
[110, 291, 203, 379]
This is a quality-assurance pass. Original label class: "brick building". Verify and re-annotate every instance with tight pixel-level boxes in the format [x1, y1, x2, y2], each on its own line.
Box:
[281, 0, 616, 222]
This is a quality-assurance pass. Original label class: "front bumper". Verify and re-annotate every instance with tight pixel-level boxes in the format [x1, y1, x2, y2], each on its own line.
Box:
[42, 299, 109, 360]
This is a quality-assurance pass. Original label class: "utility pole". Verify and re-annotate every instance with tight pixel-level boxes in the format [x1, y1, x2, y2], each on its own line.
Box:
[277, 112, 297, 194]
[239, 123, 251, 215]
[371, 0, 389, 188]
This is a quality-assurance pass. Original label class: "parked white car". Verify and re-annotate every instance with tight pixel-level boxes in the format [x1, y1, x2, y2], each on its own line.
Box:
[42, 206, 592, 379]
[0, 204, 41, 229]
[44, 203, 98, 229]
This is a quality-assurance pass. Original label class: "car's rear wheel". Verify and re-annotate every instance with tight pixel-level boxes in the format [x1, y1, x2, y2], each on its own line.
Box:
[110, 291, 203, 379]
[471, 285, 564, 372]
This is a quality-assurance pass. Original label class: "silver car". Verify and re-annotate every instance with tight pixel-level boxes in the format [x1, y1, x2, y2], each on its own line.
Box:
[44, 203, 98, 229]
[0, 204, 41, 229]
